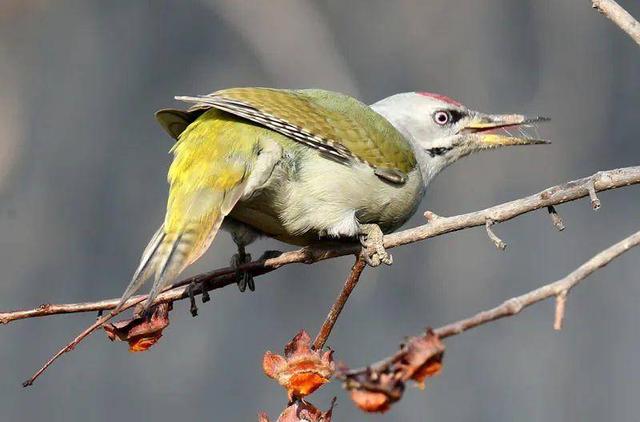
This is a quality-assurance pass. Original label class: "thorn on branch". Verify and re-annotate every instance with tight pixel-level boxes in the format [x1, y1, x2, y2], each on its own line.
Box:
[554, 290, 568, 331]
[547, 206, 566, 231]
[485, 219, 507, 250]
[424, 211, 441, 222]
[587, 177, 601, 210]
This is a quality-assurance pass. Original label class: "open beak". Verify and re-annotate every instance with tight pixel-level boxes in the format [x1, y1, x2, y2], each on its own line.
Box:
[462, 113, 550, 148]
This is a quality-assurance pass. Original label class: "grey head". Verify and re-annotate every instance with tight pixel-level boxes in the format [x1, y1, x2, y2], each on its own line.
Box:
[371, 91, 549, 184]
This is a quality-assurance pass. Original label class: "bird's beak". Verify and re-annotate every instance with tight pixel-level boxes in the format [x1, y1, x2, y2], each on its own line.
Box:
[462, 113, 550, 149]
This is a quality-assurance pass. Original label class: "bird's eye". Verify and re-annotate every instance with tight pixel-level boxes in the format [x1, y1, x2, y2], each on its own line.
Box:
[433, 110, 452, 126]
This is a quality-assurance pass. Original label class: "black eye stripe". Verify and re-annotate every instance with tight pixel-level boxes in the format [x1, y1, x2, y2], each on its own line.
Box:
[449, 110, 465, 122]
[433, 109, 466, 125]
[426, 146, 453, 157]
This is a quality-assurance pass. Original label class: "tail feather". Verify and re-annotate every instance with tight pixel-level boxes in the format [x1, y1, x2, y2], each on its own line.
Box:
[114, 226, 166, 312]
[144, 231, 185, 309]
[116, 228, 193, 312]
[133, 225, 166, 282]
[115, 215, 226, 313]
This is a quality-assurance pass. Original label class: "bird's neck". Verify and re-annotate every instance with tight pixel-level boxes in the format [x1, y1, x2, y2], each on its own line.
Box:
[370, 102, 449, 189]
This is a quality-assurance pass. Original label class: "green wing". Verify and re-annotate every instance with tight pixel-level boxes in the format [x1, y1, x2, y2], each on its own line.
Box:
[174, 87, 417, 183]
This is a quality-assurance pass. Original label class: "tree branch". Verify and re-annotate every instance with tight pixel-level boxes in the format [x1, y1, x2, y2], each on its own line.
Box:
[342, 228, 640, 381]
[5, 166, 640, 387]
[592, 0, 640, 47]
[1, 166, 638, 326]
[21, 296, 145, 387]
[313, 257, 366, 350]
[434, 229, 640, 338]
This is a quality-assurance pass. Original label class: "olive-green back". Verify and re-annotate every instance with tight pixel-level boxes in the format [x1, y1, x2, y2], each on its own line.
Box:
[173, 88, 417, 180]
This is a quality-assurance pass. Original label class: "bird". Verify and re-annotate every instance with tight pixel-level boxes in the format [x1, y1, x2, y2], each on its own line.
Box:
[115, 87, 548, 311]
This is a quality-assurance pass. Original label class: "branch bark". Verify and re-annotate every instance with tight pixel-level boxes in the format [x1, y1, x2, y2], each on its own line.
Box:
[592, 0, 640, 47]
[2, 166, 639, 325]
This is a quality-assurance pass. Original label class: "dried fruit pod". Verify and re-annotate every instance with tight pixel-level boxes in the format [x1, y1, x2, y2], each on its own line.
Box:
[259, 399, 335, 422]
[263, 330, 335, 400]
[341, 329, 444, 413]
[103, 303, 172, 352]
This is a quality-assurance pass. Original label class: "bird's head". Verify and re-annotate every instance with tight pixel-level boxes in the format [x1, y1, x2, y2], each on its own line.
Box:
[371, 92, 549, 181]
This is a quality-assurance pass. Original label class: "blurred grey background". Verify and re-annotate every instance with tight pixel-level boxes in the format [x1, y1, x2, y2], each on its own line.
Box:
[0, 0, 639, 421]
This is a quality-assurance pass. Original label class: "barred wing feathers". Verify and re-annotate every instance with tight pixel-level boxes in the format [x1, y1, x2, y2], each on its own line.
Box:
[176, 87, 416, 184]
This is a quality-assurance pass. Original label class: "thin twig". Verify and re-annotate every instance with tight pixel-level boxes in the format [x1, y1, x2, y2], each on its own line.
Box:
[313, 257, 367, 350]
[547, 206, 566, 231]
[554, 290, 568, 331]
[22, 297, 145, 387]
[1, 265, 272, 324]
[2, 167, 638, 325]
[587, 175, 602, 210]
[435, 229, 640, 337]
[344, 229, 640, 376]
[592, 0, 640, 47]
[485, 219, 507, 250]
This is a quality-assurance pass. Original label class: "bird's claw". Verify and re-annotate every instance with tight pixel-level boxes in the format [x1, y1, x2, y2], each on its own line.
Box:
[359, 224, 393, 267]
[361, 245, 393, 267]
[188, 282, 198, 317]
[231, 248, 254, 292]
[237, 271, 254, 292]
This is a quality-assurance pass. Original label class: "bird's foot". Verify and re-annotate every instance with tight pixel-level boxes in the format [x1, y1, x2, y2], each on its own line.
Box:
[359, 224, 393, 267]
[231, 246, 254, 292]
